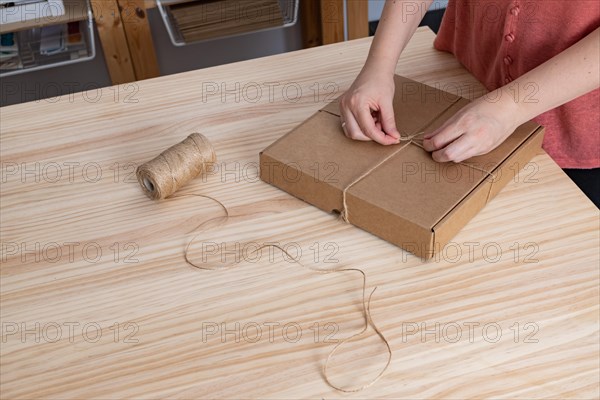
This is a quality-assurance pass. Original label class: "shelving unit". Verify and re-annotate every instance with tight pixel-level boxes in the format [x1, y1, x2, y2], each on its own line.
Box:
[0, 0, 89, 34]
[0, 0, 95, 76]
[0, 0, 369, 89]
[156, 0, 299, 46]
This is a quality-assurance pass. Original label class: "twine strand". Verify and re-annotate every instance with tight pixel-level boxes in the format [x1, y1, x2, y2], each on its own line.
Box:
[341, 132, 423, 223]
[139, 133, 394, 392]
[180, 195, 392, 393]
[340, 131, 496, 223]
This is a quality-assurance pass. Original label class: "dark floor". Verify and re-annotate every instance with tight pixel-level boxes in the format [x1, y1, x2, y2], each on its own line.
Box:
[369, 8, 447, 35]
[564, 169, 600, 209]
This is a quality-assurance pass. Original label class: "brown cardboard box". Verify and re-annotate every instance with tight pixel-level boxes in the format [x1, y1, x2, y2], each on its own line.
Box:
[260, 76, 544, 259]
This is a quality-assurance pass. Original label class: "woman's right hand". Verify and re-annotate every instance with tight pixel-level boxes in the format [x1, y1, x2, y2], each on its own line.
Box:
[338, 67, 401, 145]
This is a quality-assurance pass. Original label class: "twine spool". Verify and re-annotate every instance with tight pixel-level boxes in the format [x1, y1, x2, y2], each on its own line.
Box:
[136, 133, 216, 200]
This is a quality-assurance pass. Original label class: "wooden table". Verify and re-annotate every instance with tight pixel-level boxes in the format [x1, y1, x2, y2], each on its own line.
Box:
[1, 27, 598, 399]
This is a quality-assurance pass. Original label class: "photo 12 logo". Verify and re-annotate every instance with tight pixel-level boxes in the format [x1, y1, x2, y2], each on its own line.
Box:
[401, 321, 540, 344]
[1, 161, 140, 185]
[200, 81, 339, 104]
[401, 240, 540, 264]
[201, 321, 339, 344]
[192, 241, 340, 267]
[2, 321, 139, 344]
[1, 82, 139, 104]
[1, 241, 140, 264]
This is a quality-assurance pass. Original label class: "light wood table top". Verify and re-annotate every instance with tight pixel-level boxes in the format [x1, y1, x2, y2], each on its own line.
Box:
[1, 27, 598, 399]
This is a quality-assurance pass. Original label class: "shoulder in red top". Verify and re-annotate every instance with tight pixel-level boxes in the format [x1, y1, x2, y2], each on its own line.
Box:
[434, 0, 600, 168]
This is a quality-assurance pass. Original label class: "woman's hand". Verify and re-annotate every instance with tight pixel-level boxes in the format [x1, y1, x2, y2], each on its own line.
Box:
[339, 68, 401, 145]
[337, 0, 433, 146]
[424, 27, 600, 163]
[423, 92, 519, 163]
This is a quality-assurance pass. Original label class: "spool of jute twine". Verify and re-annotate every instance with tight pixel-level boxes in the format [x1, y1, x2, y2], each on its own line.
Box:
[136, 133, 216, 200]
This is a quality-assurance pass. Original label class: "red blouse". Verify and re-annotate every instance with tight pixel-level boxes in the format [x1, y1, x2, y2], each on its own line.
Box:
[433, 0, 600, 169]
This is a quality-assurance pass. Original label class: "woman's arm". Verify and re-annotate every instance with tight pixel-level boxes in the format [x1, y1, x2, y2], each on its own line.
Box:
[364, 0, 433, 76]
[423, 27, 600, 163]
[340, 0, 434, 145]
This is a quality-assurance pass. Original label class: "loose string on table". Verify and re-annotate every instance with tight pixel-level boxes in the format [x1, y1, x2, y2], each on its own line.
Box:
[137, 133, 393, 392]
[180, 194, 392, 393]
[136, 128, 498, 391]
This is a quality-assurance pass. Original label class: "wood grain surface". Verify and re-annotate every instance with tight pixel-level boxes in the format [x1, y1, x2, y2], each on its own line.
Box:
[1, 28, 599, 399]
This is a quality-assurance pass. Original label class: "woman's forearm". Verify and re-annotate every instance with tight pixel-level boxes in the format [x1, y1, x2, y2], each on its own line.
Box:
[363, 0, 434, 76]
[498, 27, 600, 125]
[338, 0, 434, 144]
[422, 27, 599, 163]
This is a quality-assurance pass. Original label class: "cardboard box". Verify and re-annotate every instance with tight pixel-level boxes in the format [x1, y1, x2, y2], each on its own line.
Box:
[260, 76, 544, 259]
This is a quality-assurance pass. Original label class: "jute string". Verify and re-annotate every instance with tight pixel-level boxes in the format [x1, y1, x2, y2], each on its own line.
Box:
[341, 131, 496, 223]
[341, 132, 421, 223]
[136, 133, 216, 200]
[136, 134, 392, 392]
[183, 199, 392, 392]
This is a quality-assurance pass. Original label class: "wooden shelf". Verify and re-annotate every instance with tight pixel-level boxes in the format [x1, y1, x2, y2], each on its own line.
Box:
[0, 0, 89, 34]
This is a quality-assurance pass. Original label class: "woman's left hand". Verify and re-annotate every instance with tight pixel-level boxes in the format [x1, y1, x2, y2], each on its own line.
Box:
[422, 92, 519, 163]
